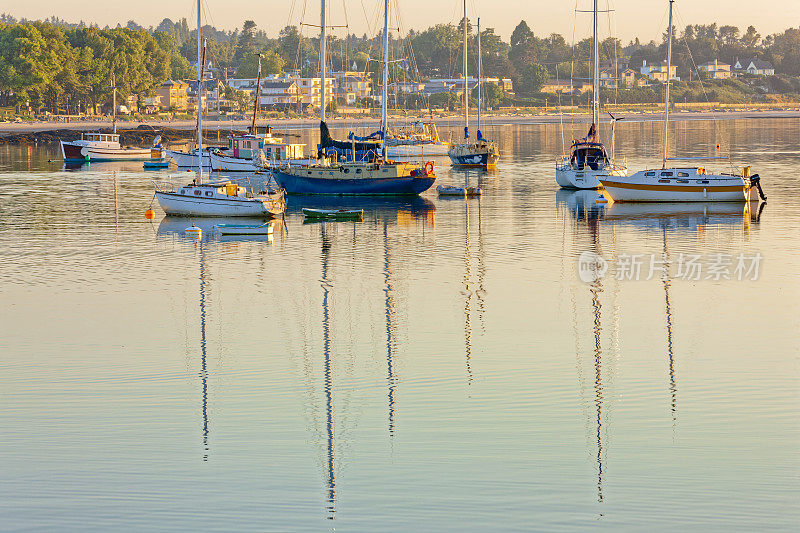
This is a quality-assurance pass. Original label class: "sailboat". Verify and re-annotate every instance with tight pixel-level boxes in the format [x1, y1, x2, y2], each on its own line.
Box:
[448, 3, 500, 169]
[385, 121, 450, 158]
[154, 0, 286, 217]
[555, 0, 627, 189]
[271, 0, 436, 195]
[600, 0, 766, 202]
[60, 77, 159, 163]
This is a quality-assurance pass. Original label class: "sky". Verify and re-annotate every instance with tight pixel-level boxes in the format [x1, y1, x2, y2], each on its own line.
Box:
[7, 0, 800, 44]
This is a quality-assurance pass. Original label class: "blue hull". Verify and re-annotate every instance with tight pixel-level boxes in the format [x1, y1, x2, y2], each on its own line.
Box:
[273, 170, 435, 196]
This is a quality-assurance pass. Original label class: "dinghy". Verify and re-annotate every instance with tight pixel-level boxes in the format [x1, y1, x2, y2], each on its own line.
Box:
[437, 185, 482, 197]
[302, 208, 364, 220]
[144, 159, 170, 169]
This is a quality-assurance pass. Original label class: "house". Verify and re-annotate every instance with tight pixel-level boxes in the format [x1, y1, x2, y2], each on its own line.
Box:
[392, 81, 425, 94]
[259, 80, 299, 108]
[735, 57, 775, 76]
[599, 69, 618, 88]
[423, 77, 508, 96]
[541, 80, 573, 94]
[640, 60, 679, 82]
[336, 75, 372, 100]
[156, 80, 189, 111]
[698, 60, 731, 79]
[620, 68, 639, 87]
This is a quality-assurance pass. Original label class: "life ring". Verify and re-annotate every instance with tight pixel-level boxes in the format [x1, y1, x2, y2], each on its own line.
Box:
[425, 161, 435, 175]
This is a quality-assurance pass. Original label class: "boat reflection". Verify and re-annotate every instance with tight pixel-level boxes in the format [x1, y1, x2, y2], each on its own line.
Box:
[157, 216, 279, 243]
[289, 196, 436, 227]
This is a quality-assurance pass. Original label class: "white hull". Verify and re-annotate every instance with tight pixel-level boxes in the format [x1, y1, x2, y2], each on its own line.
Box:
[155, 191, 280, 217]
[209, 152, 259, 172]
[165, 149, 212, 167]
[600, 169, 750, 202]
[556, 166, 627, 189]
[387, 142, 450, 157]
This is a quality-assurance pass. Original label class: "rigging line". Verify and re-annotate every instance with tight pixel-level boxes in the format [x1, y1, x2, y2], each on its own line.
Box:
[570, 0, 579, 138]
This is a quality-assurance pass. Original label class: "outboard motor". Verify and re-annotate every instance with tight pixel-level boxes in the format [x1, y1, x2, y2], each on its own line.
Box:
[750, 174, 767, 201]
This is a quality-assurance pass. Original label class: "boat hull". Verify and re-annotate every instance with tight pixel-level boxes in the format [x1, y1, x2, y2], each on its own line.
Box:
[60, 141, 153, 162]
[556, 166, 627, 189]
[209, 151, 259, 172]
[165, 149, 212, 168]
[274, 169, 435, 195]
[600, 171, 750, 202]
[155, 191, 281, 217]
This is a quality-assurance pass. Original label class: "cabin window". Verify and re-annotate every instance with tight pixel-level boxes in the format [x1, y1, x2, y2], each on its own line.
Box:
[658, 179, 671, 183]
[677, 179, 689, 183]
[661, 171, 673, 177]
[645, 171, 656, 177]
[344, 168, 350, 174]
[205, 191, 213, 197]
[678, 172, 689, 177]
[356, 168, 362, 174]
[180, 190, 186, 195]
[194, 190, 201, 196]
[700, 180, 710, 184]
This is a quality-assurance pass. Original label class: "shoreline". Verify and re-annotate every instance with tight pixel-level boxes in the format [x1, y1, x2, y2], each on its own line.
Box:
[1, 109, 799, 143]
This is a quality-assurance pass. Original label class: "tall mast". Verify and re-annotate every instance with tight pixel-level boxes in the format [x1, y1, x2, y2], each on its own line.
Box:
[112, 75, 117, 135]
[251, 56, 262, 132]
[592, 0, 599, 127]
[662, 0, 675, 169]
[320, 0, 327, 123]
[477, 17, 482, 134]
[196, 0, 203, 181]
[382, 0, 389, 159]
[462, 0, 468, 138]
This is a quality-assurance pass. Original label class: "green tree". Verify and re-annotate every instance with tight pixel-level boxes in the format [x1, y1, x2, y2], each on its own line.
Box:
[236, 50, 285, 78]
[518, 63, 548, 95]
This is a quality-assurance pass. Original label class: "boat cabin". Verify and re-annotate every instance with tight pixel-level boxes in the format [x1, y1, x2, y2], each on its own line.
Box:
[569, 142, 610, 171]
[82, 133, 120, 143]
[227, 134, 305, 161]
[179, 182, 249, 198]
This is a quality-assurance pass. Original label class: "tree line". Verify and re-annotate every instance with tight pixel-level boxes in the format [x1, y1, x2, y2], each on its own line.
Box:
[1, 12, 799, 114]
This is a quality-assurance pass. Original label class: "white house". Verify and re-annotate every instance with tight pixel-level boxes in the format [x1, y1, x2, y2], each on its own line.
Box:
[735, 58, 776, 76]
[698, 60, 731, 79]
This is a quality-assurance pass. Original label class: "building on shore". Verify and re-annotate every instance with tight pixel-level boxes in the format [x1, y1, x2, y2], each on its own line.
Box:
[156, 80, 190, 111]
[640, 60, 679, 82]
[734, 57, 776, 76]
[698, 60, 732, 79]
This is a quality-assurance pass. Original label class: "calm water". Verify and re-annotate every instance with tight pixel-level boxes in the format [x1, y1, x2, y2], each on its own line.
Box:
[1, 119, 798, 531]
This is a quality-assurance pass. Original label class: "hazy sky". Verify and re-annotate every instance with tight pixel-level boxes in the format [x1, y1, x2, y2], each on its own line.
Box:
[8, 0, 800, 43]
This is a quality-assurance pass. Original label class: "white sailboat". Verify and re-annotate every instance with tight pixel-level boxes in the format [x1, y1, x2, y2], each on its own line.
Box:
[154, 0, 286, 217]
[599, 0, 765, 203]
[448, 3, 500, 169]
[556, 0, 627, 189]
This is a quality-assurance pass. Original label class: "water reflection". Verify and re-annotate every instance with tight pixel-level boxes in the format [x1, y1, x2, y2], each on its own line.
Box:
[320, 225, 336, 520]
[383, 221, 397, 436]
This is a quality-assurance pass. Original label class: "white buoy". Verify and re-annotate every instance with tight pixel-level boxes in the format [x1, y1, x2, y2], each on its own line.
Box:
[185, 224, 202, 238]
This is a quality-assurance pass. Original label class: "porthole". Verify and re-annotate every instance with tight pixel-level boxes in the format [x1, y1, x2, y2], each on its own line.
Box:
[661, 171, 673, 177]
[645, 171, 656, 177]
[658, 179, 671, 183]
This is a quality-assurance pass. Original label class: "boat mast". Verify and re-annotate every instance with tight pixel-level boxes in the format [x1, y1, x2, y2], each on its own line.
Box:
[196, 0, 203, 181]
[251, 55, 262, 132]
[382, 0, 389, 159]
[592, 0, 599, 128]
[112, 75, 117, 135]
[320, 0, 327, 124]
[477, 17, 481, 135]
[462, 0, 468, 139]
[662, 0, 674, 169]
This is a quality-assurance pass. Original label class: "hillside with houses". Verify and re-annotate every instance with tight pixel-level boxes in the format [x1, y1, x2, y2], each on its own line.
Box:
[1, 13, 799, 120]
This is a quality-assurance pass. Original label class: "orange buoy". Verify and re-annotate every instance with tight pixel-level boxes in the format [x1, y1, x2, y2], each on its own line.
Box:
[716, 143, 721, 151]
[144, 209, 155, 220]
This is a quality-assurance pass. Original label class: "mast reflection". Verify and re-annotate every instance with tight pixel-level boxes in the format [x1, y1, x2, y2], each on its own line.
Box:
[320, 225, 336, 519]
[198, 240, 210, 461]
[383, 221, 396, 436]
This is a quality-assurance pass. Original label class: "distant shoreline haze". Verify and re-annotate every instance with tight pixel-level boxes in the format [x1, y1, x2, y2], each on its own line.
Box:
[4, 0, 799, 43]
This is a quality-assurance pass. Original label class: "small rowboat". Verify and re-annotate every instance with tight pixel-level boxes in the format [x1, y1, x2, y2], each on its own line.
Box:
[437, 185, 482, 197]
[144, 159, 170, 169]
[214, 223, 274, 235]
[302, 208, 364, 220]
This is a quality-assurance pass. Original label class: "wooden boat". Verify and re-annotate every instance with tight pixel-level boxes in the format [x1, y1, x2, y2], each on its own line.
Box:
[302, 208, 364, 220]
[437, 185, 482, 197]
[214, 222, 274, 235]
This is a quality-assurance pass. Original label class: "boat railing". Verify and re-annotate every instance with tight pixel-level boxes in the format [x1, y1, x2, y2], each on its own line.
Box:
[152, 180, 176, 193]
